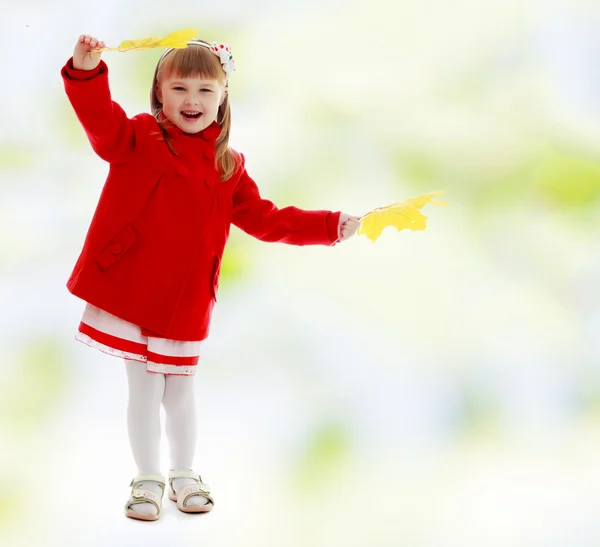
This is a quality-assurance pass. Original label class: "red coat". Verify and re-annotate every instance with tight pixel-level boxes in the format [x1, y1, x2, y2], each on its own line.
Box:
[62, 58, 341, 341]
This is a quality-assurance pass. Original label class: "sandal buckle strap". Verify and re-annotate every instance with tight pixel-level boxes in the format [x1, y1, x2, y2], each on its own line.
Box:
[181, 483, 210, 496]
[132, 488, 161, 505]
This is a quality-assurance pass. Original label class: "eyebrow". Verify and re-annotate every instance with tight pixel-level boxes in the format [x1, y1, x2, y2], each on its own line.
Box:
[170, 81, 217, 87]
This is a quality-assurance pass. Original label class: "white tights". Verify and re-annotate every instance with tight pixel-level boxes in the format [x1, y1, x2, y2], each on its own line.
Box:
[125, 359, 204, 515]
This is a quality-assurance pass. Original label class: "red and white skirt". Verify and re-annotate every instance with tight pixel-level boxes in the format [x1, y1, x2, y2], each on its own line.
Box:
[75, 303, 201, 376]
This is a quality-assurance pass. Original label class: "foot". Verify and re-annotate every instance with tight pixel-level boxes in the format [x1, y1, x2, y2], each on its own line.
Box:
[128, 482, 163, 517]
[171, 477, 209, 507]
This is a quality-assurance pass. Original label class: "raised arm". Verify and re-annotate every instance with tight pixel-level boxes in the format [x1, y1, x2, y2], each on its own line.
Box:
[61, 35, 137, 164]
[231, 156, 342, 246]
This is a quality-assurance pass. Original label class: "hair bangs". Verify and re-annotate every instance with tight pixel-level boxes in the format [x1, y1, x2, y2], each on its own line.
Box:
[158, 45, 225, 83]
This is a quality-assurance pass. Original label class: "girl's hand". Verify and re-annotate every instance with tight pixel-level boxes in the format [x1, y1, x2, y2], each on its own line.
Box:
[338, 213, 361, 242]
[73, 34, 106, 71]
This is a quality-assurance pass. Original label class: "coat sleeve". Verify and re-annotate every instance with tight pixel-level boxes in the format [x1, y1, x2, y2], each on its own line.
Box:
[231, 155, 341, 246]
[61, 58, 144, 164]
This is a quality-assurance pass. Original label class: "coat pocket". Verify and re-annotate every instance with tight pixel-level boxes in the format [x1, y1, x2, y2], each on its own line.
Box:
[211, 256, 221, 301]
[96, 224, 137, 270]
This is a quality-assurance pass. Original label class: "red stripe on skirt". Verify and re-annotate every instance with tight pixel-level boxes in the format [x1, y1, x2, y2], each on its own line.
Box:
[147, 352, 199, 366]
[79, 322, 147, 357]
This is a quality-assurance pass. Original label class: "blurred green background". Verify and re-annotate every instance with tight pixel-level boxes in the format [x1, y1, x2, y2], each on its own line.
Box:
[3, 0, 600, 546]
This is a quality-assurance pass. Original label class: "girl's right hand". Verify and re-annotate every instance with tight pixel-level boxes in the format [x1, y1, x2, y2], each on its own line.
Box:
[338, 213, 361, 242]
[73, 34, 106, 71]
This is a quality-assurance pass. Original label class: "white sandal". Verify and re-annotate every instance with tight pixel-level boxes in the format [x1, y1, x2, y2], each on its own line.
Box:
[124, 473, 166, 521]
[168, 469, 214, 513]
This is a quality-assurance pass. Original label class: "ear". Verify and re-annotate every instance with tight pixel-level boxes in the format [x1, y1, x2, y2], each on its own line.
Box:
[219, 84, 228, 106]
[155, 82, 163, 104]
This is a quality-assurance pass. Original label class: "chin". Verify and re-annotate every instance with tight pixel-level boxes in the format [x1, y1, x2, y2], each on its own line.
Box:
[181, 117, 215, 133]
[177, 122, 207, 134]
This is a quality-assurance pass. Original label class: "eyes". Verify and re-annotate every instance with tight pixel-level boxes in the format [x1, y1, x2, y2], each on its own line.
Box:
[172, 86, 213, 93]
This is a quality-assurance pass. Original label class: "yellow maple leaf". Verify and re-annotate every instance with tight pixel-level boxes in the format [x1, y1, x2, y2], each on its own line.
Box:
[94, 28, 198, 52]
[357, 191, 446, 242]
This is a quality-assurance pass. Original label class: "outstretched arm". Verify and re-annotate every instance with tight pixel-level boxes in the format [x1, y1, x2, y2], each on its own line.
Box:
[61, 35, 138, 164]
[231, 157, 359, 245]
[232, 161, 341, 246]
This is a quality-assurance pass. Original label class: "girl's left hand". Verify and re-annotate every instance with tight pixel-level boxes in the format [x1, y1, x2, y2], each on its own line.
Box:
[338, 213, 361, 242]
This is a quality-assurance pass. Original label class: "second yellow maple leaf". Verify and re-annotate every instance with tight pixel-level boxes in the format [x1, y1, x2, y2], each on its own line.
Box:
[357, 191, 446, 242]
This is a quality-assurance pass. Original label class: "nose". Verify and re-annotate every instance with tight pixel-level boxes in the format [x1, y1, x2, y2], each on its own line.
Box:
[184, 95, 200, 106]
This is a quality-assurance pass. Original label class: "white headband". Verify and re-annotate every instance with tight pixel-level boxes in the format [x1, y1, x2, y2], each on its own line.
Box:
[158, 40, 235, 76]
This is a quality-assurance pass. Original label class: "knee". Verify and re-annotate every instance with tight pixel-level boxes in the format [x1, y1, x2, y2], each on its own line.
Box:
[162, 382, 195, 414]
[128, 383, 164, 413]
[129, 392, 163, 415]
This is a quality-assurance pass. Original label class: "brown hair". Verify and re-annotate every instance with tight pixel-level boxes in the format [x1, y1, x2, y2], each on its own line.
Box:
[150, 41, 237, 182]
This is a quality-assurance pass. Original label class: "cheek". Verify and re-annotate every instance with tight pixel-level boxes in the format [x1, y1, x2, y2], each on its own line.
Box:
[163, 94, 178, 111]
[158, 85, 170, 105]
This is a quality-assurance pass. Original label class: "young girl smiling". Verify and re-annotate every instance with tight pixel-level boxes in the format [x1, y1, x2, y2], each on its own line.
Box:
[62, 33, 360, 521]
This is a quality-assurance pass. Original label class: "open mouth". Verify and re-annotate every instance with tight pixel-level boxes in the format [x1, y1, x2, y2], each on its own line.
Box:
[181, 111, 202, 119]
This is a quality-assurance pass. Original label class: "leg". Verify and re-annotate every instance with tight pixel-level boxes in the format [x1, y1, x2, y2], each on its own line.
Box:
[162, 374, 207, 506]
[125, 359, 165, 516]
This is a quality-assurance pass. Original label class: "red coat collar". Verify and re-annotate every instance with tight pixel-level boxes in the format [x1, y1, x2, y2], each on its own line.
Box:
[157, 110, 221, 142]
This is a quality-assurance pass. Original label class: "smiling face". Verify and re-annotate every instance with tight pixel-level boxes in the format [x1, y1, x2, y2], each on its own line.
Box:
[156, 75, 225, 133]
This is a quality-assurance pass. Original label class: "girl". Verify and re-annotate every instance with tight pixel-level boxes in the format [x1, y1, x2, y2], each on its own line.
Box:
[62, 33, 360, 521]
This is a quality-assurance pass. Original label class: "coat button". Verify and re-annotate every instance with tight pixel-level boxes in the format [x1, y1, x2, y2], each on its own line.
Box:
[111, 243, 123, 255]
[204, 148, 215, 160]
